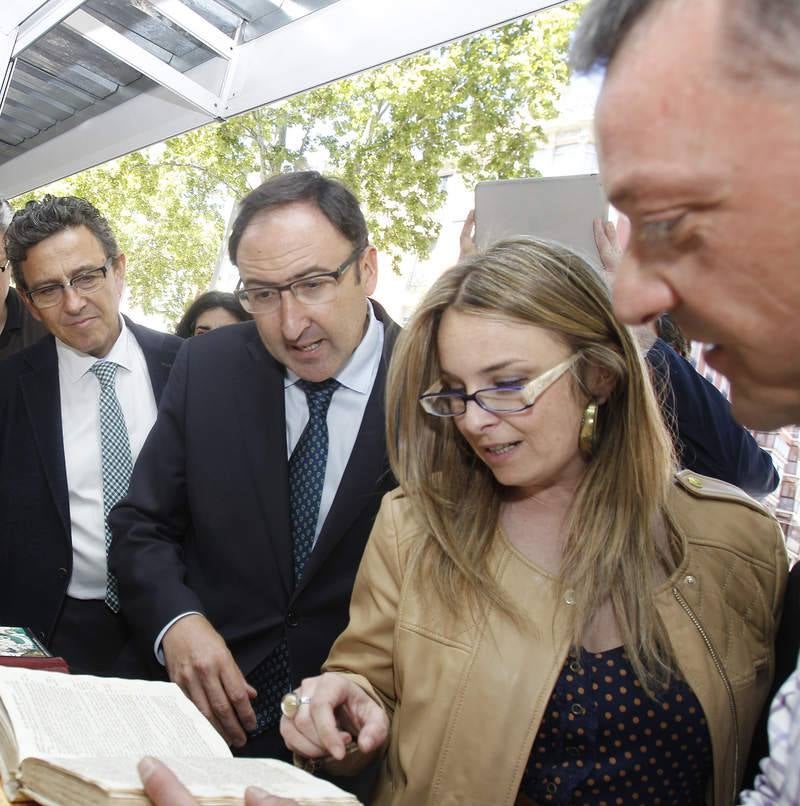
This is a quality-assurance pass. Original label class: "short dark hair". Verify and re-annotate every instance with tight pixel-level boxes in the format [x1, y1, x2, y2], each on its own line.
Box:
[175, 290, 252, 338]
[228, 171, 369, 267]
[571, 0, 800, 79]
[6, 195, 120, 292]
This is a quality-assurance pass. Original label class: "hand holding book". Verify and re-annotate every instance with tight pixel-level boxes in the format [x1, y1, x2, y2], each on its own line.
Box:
[138, 758, 298, 806]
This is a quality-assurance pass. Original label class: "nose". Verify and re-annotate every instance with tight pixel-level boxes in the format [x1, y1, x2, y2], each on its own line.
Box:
[612, 250, 679, 327]
[457, 398, 501, 437]
[61, 284, 87, 315]
[279, 290, 310, 342]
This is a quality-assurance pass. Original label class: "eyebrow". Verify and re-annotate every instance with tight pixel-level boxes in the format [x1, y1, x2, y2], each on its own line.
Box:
[30, 263, 106, 290]
[607, 170, 723, 210]
[243, 265, 335, 288]
[440, 359, 539, 382]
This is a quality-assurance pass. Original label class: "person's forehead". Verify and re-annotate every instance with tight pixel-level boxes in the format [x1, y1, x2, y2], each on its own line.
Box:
[22, 225, 107, 283]
[236, 203, 350, 280]
[596, 3, 730, 204]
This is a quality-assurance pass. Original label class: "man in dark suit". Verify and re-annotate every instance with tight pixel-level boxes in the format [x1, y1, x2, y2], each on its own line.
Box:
[0, 195, 182, 677]
[110, 172, 401, 764]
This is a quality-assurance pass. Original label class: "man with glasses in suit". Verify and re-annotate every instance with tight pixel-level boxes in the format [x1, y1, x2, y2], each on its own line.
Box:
[0, 194, 182, 676]
[110, 172, 401, 774]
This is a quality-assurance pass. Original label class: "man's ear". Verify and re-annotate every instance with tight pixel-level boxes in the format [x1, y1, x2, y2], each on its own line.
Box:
[359, 245, 378, 296]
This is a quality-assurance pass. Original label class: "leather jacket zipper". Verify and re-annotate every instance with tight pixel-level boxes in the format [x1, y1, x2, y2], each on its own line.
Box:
[672, 585, 739, 800]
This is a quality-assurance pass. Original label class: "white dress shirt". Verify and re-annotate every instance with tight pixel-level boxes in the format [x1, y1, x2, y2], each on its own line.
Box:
[57, 318, 157, 599]
[154, 300, 385, 660]
[739, 655, 800, 804]
[283, 298, 384, 545]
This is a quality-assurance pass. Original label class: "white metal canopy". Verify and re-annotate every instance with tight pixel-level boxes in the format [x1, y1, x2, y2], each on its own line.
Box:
[0, 0, 562, 197]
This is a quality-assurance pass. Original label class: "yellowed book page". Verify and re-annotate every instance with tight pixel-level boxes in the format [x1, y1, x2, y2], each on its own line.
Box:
[0, 668, 231, 764]
[23, 757, 361, 805]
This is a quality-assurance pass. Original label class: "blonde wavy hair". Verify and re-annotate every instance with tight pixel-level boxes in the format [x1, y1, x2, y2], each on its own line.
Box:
[386, 238, 680, 691]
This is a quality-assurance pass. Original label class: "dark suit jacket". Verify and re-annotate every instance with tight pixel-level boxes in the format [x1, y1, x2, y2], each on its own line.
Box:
[109, 301, 401, 684]
[0, 319, 182, 645]
[647, 339, 779, 496]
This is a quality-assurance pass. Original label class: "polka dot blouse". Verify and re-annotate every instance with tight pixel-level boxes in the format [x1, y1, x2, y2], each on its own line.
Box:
[517, 645, 712, 805]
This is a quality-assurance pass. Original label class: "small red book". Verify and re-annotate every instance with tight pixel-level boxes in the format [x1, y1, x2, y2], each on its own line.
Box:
[0, 627, 69, 673]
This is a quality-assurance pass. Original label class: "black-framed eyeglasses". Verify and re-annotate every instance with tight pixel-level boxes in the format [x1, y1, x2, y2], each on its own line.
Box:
[419, 356, 578, 417]
[27, 257, 113, 309]
[235, 244, 364, 314]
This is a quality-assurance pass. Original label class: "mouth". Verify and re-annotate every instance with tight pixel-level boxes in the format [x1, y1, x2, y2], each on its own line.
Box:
[290, 339, 323, 354]
[482, 441, 521, 460]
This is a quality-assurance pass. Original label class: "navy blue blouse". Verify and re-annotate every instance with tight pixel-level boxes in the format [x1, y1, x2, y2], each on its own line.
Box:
[517, 646, 712, 805]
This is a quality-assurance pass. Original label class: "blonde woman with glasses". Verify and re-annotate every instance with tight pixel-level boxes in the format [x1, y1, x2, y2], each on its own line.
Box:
[280, 239, 787, 806]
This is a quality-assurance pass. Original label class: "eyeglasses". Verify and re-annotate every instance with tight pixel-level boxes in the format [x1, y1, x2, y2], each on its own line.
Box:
[0, 258, 8, 272]
[235, 245, 364, 314]
[419, 355, 578, 417]
[27, 257, 113, 309]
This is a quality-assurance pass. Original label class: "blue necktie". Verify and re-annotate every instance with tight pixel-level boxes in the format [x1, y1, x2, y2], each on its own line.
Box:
[89, 360, 132, 613]
[289, 378, 339, 581]
[247, 377, 339, 733]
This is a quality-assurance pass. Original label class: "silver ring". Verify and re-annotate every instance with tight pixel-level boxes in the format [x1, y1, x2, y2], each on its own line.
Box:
[280, 691, 312, 718]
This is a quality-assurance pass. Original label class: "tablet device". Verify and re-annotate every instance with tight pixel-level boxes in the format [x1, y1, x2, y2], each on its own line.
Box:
[474, 174, 609, 263]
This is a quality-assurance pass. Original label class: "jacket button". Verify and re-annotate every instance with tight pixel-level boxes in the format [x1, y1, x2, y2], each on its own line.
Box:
[57, 567, 68, 579]
[685, 475, 704, 489]
[286, 611, 299, 628]
[570, 703, 586, 716]
[684, 575, 697, 586]
[564, 589, 576, 605]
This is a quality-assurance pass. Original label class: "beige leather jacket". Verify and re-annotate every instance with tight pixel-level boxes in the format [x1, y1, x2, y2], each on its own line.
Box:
[323, 472, 787, 806]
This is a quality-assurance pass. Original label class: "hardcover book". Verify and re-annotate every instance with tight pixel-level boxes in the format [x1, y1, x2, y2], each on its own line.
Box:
[0, 667, 360, 805]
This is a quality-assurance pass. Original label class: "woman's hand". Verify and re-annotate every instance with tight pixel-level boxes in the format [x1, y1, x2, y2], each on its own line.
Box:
[279, 672, 390, 761]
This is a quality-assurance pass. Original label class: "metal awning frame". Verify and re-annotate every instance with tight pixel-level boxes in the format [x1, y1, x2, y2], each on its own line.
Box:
[0, 0, 565, 197]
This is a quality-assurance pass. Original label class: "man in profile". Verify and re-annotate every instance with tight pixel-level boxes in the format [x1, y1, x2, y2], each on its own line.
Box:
[111, 172, 400, 767]
[572, 0, 800, 800]
[0, 195, 181, 675]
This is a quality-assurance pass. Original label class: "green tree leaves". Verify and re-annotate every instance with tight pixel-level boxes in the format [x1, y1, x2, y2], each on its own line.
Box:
[14, 3, 583, 323]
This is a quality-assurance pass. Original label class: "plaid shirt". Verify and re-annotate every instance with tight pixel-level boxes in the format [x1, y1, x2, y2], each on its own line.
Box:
[739, 657, 800, 804]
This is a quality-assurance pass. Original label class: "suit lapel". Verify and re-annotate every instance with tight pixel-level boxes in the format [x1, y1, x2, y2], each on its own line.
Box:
[295, 301, 400, 595]
[19, 337, 70, 540]
[236, 328, 294, 598]
[126, 317, 180, 403]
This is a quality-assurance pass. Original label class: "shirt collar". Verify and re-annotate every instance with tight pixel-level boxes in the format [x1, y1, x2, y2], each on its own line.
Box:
[284, 299, 380, 394]
[56, 315, 133, 384]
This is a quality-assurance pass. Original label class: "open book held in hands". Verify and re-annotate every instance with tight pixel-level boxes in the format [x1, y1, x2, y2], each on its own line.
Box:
[0, 629, 67, 674]
[0, 667, 360, 805]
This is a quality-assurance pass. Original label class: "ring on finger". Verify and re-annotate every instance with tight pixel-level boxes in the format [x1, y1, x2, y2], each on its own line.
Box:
[281, 691, 312, 719]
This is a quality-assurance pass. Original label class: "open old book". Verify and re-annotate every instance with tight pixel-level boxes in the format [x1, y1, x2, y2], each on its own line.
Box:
[0, 667, 360, 805]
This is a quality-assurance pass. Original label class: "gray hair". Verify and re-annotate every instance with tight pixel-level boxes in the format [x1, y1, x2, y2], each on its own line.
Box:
[571, 0, 800, 81]
[0, 199, 12, 233]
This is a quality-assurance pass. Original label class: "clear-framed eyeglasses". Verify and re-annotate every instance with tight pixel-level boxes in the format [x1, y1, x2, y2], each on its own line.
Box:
[26, 257, 113, 309]
[235, 244, 364, 315]
[418, 355, 578, 417]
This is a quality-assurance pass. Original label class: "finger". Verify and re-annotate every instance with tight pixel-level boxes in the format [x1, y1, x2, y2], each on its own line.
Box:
[280, 715, 342, 759]
[182, 676, 227, 739]
[308, 700, 351, 760]
[220, 663, 257, 732]
[246, 788, 297, 806]
[138, 757, 197, 806]
[200, 674, 248, 747]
